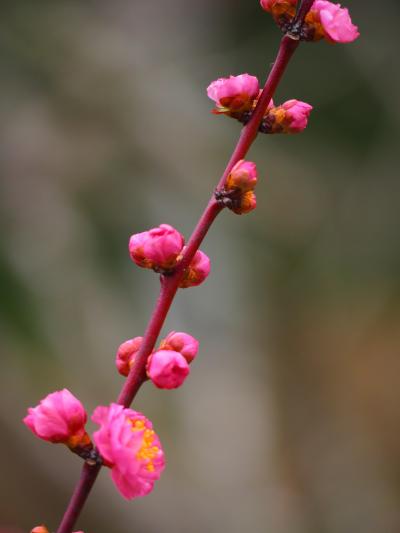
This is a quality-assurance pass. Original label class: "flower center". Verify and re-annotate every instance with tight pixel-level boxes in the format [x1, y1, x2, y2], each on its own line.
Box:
[131, 419, 160, 472]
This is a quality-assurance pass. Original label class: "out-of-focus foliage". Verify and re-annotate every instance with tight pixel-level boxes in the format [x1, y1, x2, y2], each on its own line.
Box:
[1, 1, 399, 532]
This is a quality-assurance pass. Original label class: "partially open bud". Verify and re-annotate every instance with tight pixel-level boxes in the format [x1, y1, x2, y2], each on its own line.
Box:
[23, 389, 91, 451]
[207, 74, 260, 116]
[263, 99, 313, 134]
[116, 337, 143, 377]
[226, 160, 258, 193]
[129, 224, 185, 272]
[179, 249, 211, 289]
[147, 350, 190, 389]
[305, 1, 359, 43]
[159, 331, 199, 363]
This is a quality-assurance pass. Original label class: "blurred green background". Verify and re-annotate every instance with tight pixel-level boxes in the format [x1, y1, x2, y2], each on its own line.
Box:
[1, 1, 399, 532]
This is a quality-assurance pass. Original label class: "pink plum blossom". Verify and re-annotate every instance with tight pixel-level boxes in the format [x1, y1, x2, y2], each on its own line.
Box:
[179, 249, 211, 289]
[207, 74, 259, 115]
[116, 337, 143, 376]
[226, 160, 258, 193]
[92, 403, 165, 499]
[159, 331, 199, 363]
[129, 224, 184, 271]
[23, 389, 90, 449]
[309, 1, 359, 43]
[147, 350, 190, 389]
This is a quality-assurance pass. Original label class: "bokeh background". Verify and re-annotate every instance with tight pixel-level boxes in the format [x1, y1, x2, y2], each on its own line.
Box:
[1, 1, 399, 532]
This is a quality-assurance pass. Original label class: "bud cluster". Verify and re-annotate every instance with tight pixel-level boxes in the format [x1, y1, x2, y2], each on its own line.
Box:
[208, 74, 313, 134]
[116, 330, 199, 389]
[129, 223, 211, 287]
[260, 0, 359, 43]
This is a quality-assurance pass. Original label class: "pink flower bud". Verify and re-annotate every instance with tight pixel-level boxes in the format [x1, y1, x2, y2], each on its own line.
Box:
[267, 99, 313, 134]
[159, 331, 199, 363]
[23, 389, 90, 449]
[226, 160, 258, 193]
[179, 249, 211, 289]
[115, 337, 143, 377]
[207, 74, 259, 115]
[307, 1, 359, 43]
[231, 190, 257, 215]
[129, 224, 185, 271]
[92, 403, 165, 499]
[147, 350, 190, 389]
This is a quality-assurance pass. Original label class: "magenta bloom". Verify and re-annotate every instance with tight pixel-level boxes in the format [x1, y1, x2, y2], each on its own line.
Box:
[129, 224, 185, 271]
[160, 331, 199, 363]
[310, 1, 359, 43]
[116, 337, 143, 377]
[147, 350, 190, 389]
[207, 74, 259, 115]
[23, 389, 89, 449]
[226, 160, 258, 193]
[179, 249, 211, 289]
[92, 403, 165, 499]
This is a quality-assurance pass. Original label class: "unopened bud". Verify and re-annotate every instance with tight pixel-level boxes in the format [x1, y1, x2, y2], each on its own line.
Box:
[179, 249, 211, 289]
[226, 160, 258, 193]
[116, 337, 143, 376]
[230, 190, 257, 215]
[147, 350, 190, 389]
[23, 389, 90, 450]
[159, 331, 199, 363]
[129, 224, 184, 271]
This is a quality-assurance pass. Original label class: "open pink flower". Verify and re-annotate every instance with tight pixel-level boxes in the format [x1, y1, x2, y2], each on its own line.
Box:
[147, 350, 190, 389]
[159, 331, 199, 363]
[23, 389, 90, 449]
[92, 403, 165, 500]
[129, 224, 184, 271]
[207, 74, 259, 115]
[179, 249, 211, 289]
[307, 1, 359, 43]
[226, 160, 258, 193]
[116, 337, 143, 377]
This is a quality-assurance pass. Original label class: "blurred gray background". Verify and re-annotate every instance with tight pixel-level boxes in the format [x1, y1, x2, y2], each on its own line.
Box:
[1, 0, 399, 532]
